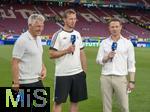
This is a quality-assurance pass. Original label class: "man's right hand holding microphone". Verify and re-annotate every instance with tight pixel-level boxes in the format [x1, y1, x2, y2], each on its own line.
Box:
[102, 42, 117, 63]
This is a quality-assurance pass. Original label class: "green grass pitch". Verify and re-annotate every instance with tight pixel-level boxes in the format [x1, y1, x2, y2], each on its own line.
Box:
[0, 45, 150, 112]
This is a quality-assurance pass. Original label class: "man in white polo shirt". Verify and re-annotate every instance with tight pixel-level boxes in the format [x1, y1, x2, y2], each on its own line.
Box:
[12, 14, 46, 89]
[96, 18, 136, 112]
[49, 9, 88, 112]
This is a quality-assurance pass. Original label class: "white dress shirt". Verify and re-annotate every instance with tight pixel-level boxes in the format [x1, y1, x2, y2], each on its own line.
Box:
[96, 36, 136, 76]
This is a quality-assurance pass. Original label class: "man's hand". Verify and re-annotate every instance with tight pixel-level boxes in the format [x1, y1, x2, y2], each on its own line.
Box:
[66, 45, 75, 54]
[41, 65, 47, 80]
[127, 72, 135, 93]
[102, 51, 116, 63]
[127, 82, 135, 91]
[12, 83, 19, 92]
[108, 51, 116, 59]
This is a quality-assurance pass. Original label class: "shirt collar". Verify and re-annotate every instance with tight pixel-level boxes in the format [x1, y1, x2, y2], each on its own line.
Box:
[109, 35, 124, 42]
[62, 28, 74, 33]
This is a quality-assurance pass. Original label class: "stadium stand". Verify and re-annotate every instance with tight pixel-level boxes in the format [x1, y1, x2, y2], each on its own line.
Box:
[0, 1, 149, 39]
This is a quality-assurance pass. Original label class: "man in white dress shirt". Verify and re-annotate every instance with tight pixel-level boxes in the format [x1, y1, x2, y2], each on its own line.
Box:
[96, 18, 136, 112]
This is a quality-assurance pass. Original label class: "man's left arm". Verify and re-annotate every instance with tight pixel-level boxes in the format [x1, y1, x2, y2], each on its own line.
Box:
[128, 72, 135, 91]
[78, 33, 87, 73]
[80, 49, 87, 73]
[127, 41, 136, 91]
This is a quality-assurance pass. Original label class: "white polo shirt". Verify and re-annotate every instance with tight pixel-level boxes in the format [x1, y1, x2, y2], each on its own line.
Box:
[12, 31, 43, 84]
[96, 36, 136, 76]
[50, 29, 84, 76]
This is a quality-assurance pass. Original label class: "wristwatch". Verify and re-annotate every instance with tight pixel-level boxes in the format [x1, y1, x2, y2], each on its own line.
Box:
[12, 81, 19, 84]
[129, 81, 135, 84]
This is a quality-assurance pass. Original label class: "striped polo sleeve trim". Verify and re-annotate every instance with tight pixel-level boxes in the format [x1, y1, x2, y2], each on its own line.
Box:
[50, 29, 62, 48]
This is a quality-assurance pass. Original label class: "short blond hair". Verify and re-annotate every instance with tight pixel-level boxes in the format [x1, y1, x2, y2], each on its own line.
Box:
[108, 18, 122, 26]
[63, 9, 76, 19]
[28, 14, 45, 25]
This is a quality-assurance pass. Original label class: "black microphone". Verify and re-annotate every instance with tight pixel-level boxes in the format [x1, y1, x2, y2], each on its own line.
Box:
[70, 35, 76, 55]
[111, 42, 117, 61]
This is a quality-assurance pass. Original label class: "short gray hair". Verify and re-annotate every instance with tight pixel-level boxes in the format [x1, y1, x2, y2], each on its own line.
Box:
[28, 14, 45, 25]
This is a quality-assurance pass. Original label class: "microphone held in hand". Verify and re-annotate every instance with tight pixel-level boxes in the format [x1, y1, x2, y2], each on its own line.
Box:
[111, 42, 117, 61]
[70, 35, 76, 54]
[71, 35, 76, 45]
[111, 42, 117, 51]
